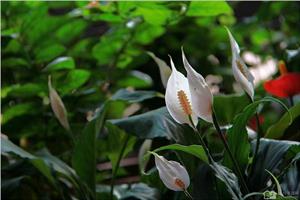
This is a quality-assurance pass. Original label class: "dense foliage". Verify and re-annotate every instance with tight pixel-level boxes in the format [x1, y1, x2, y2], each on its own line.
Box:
[1, 1, 300, 200]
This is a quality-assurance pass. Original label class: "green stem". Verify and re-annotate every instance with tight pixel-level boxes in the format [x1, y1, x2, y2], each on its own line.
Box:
[184, 189, 194, 200]
[248, 95, 263, 179]
[110, 134, 130, 200]
[188, 116, 212, 162]
[212, 112, 250, 194]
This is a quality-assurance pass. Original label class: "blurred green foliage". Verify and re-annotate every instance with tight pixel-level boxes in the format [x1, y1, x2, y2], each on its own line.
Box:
[2, 1, 300, 200]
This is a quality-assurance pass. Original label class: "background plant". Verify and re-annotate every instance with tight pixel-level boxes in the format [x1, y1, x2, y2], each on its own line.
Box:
[1, 1, 300, 200]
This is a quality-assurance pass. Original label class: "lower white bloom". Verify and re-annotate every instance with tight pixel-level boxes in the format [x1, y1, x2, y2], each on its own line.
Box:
[151, 152, 190, 191]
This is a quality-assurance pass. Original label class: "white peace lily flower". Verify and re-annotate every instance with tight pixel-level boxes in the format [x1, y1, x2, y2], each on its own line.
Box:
[147, 52, 172, 88]
[152, 152, 190, 191]
[182, 48, 213, 123]
[165, 56, 198, 126]
[226, 28, 255, 100]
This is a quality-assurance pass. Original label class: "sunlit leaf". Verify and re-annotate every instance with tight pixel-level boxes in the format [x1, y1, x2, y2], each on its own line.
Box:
[266, 103, 300, 139]
[44, 57, 75, 71]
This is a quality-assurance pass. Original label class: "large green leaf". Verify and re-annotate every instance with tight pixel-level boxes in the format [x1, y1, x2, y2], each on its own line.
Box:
[131, 3, 173, 25]
[248, 139, 300, 192]
[153, 144, 209, 164]
[111, 89, 163, 103]
[72, 103, 108, 197]
[104, 122, 136, 173]
[210, 161, 243, 200]
[109, 107, 170, 139]
[223, 97, 290, 172]
[110, 107, 199, 144]
[44, 57, 75, 71]
[187, 1, 233, 17]
[2, 103, 37, 124]
[35, 43, 66, 63]
[59, 69, 91, 94]
[213, 94, 250, 125]
[266, 103, 300, 139]
[96, 183, 159, 200]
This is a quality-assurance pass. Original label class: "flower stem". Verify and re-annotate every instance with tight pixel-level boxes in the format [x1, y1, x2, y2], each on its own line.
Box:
[212, 112, 250, 194]
[188, 116, 212, 162]
[247, 95, 263, 179]
[110, 134, 130, 200]
[184, 189, 194, 200]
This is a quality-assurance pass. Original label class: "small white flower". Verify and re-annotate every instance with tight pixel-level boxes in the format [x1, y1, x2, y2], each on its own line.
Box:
[152, 152, 190, 191]
[182, 48, 213, 123]
[165, 56, 198, 126]
[226, 28, 255, 100]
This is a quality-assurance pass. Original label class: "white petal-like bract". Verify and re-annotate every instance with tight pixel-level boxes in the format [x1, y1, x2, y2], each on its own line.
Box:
[226, 28, 255, 100]
[153, 153, 190, 191]
[165, 56, 198, 126]
[182, 49, 213, 123]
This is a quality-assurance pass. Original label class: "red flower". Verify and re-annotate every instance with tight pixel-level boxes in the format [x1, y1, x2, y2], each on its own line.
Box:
[264, 61, 300, 98]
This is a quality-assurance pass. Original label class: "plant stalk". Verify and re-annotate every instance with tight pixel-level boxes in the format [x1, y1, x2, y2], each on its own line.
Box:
[247, 95, 263, 178]
[110, 134, 130, 200]
[212, 112, 250, 194]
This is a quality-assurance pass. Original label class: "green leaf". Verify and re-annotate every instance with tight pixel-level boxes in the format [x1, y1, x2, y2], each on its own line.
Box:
[132, 3, 173, 25]
[7, 83, 45, 98]
[187, 1, 233, 17]
[117, 70, 153, 89]
[153, 144, 209, 164]
[2, 103, 37, 124]
[2, 58, 29, 69]
[1, 137, 55, 185]
[266, 103, 300, 139]
[248, 139, 300, 192]
[105, 122, 136, 173]
[110, 107, 199, 144]
[135, 24, 165, 45]
[59, 69, 91, 95]
[55, 19, 87, 44]
[35, 43, 66, 63]
[44, 57, 75, 71]
[72, 103, 108, 196]
[210, 161, 243, 200]
[111, 89, 162, 103]
[223, 97, 290, 172]
[110, 107, 169, 139]
[1, 137, 90, 198]
[213, 94, 250, 125]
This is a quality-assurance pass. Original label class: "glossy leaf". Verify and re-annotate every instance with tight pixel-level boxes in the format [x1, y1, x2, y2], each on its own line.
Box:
[223, 97, 290, 172]
[248, 139, 300, 192]
[72, 103, 107, 196]
[266, 103, 300, 139]
[111, 89, 162, 103]
[153, 144, 209, 164]
[44, 57, 75, 71]
[187, 1, 233, 17]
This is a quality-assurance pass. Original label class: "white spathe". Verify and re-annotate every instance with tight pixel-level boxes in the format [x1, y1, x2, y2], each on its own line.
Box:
[165, 56, 198, 126]
[226, 28, 255, 100]
[182, 49, 213, 123]
[153, 152, 190, 191]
